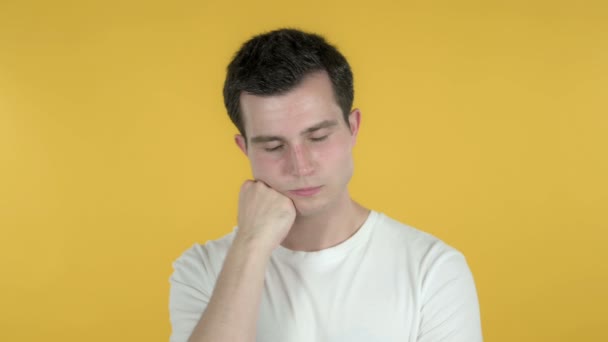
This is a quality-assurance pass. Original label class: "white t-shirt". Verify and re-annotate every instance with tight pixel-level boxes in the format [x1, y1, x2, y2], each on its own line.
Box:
[169, 211, 482, 342]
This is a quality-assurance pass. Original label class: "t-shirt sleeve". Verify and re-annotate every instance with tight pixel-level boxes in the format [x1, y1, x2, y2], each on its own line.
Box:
[417, 244, 483, 342]
[168, 244, 216, 342]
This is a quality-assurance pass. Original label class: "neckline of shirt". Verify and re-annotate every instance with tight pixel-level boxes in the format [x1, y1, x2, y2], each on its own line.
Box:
[272, 210, 381, 264]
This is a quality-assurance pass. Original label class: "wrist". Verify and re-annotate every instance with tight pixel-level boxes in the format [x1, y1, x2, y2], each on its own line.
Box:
[232, 231, 275, 259]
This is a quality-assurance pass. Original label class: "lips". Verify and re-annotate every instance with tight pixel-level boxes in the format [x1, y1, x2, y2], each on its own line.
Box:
[288, 186, 323, 197]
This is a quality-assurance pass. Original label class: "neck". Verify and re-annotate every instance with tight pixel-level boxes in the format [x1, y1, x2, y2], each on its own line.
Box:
[281, 193, 370, 252]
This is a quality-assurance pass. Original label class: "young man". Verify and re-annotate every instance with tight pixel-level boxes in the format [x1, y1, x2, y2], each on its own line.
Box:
[169, 29, 482, 342]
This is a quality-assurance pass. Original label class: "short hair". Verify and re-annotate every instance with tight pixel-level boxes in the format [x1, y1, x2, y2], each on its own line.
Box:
[223, 28, 354, 138]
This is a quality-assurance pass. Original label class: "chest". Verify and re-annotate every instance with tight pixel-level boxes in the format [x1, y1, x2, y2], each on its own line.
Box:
[256, 252, 421, 342]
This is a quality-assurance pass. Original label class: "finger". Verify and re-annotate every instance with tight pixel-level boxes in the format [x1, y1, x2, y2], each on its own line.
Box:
[253, 179, 272, 189]
[240, 179, 255, 192]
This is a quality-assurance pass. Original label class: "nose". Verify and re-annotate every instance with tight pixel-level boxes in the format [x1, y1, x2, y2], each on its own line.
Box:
[287, 144, 315, 177]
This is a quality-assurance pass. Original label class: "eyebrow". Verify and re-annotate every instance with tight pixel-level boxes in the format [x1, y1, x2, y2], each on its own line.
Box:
[250, 119, 339, 144]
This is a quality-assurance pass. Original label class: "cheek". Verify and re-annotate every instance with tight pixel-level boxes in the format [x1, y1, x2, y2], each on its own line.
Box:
[249, 154, 282, 179]
[319, 138, 352, 164]
[311, 141, 353, 180]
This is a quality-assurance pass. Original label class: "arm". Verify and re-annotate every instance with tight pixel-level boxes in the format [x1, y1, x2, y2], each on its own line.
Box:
[172, 180, 295, 342]
[417, 248, 483, 342]
[186, 236, 270, 342]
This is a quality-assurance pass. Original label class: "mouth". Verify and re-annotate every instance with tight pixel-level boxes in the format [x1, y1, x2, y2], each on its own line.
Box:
[288, 186, 323, 197]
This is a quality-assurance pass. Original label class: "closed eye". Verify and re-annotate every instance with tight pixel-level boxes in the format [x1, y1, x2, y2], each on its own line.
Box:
[310, 135, 329, 142]
[264, 145, 284, 152]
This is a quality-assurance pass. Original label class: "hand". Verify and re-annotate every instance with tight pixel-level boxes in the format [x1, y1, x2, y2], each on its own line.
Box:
[235, 180, 296, 254]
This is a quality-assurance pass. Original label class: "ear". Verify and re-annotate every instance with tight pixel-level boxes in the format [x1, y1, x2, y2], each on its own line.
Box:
[348, 108, 361, 144]
[234, 134, 248, 156]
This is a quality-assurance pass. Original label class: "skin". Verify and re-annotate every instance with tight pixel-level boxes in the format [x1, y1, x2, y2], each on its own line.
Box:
[188, 70, 369, 342]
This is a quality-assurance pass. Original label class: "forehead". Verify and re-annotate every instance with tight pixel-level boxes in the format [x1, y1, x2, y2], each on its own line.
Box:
[239, 71, 343, 137]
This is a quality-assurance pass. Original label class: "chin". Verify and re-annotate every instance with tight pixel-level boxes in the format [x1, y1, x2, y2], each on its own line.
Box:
[292, 197, 330, 218]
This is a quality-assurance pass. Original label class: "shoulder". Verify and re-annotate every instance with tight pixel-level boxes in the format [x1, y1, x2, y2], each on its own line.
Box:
[170, 230, 236, 287]
[168, 231, 237, 342]
[371, 212, 468, 274]
[373, 212, 460, 254]
[372, 214, 484, 340]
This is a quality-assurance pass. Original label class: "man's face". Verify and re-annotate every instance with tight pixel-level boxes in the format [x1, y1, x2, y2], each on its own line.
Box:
[235, 71, 360, 217]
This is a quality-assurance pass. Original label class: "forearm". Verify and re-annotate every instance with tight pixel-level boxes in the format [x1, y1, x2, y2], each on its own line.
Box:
[188, 237, 270, 342]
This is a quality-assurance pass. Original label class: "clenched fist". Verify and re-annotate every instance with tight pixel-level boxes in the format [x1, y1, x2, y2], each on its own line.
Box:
[235, 180, 296, 254]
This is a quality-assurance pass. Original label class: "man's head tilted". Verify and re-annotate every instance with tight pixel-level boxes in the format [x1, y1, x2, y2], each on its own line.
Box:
[223, 28, 354, 139]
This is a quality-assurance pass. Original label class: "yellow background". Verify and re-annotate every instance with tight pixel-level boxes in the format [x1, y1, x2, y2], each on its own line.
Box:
[1, 0, 606, 340]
